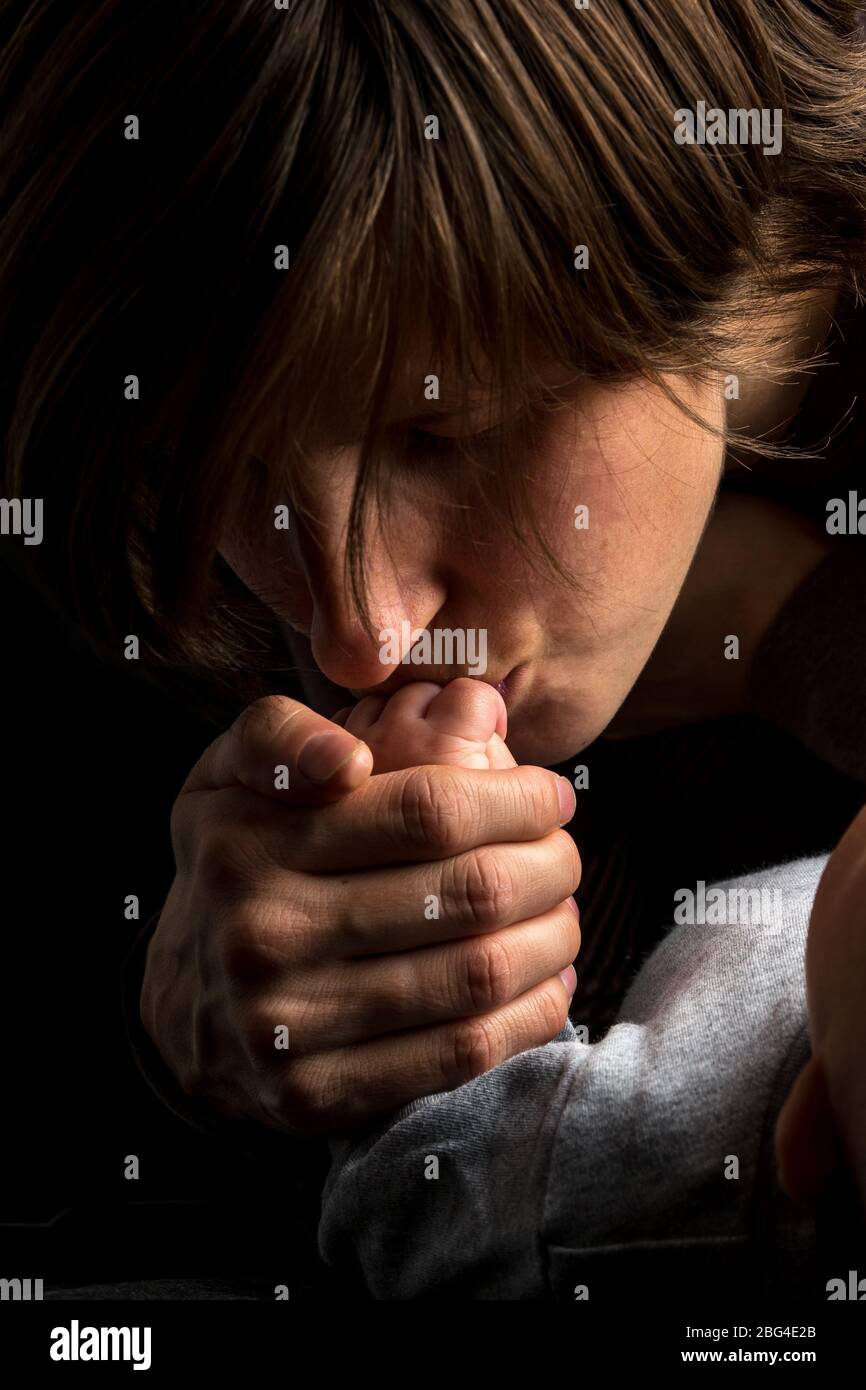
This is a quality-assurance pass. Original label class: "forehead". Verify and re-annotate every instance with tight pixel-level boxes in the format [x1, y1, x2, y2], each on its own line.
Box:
[319, 341, 582, 443]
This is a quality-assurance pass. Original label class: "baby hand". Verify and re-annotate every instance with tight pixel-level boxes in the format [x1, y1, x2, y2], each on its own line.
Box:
[332, 677, 517, 774]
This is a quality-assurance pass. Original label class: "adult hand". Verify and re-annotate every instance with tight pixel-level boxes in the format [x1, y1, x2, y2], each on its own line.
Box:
[140, 696, 581, 1137]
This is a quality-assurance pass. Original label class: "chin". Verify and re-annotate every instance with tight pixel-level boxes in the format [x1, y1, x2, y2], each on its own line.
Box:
[506, 715, 600, 769]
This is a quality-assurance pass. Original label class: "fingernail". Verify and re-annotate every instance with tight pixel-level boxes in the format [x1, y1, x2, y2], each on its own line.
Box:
[559, 965, 577, 996]
[565, 895, 580, 919]
[298, 731, 364, 784]
[557, 776, 576, 826]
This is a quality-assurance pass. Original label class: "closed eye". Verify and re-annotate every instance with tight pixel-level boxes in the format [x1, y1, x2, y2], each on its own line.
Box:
[406, 420, 503, 457]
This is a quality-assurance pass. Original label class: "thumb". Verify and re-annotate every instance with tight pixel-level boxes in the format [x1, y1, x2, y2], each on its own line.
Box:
[181, 694, 374, 805]
[775, 1053, 841, 1209]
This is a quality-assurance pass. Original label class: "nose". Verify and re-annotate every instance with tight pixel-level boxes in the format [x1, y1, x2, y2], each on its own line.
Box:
[295, 467, 448, 691]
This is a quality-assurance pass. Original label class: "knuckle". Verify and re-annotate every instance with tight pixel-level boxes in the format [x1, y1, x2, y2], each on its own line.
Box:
[458, 849, 515, 929]
[461, 936, 514, 1012]
[235, 695, 302, 774]
[272, 1058, 347, 1136]
[237, 694, 297, 746]
[444, 1015, 502, 1087]
[238, 998, 292, 1062]
[334, 904, 366, 953]
[397, 769, 466, 856]
[218, 887, 310, 980]
[517, 767, 559, 830]
[219, 912, 271, 984]
[193, 805, 264, 900]
[196, 827, 249, 899]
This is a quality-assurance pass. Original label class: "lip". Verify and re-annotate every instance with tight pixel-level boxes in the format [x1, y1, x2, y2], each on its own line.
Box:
[349, 663, 530, 710]
[491, 663, 530, 712]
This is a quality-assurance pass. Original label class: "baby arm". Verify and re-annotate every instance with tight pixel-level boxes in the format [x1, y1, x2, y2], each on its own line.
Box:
[319, 856, 828, 1299]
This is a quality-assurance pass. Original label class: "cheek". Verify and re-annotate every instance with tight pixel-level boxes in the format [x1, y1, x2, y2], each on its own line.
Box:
[532, 385, 723, 640]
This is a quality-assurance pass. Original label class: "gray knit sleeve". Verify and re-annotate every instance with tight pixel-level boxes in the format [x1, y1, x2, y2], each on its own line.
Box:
[319, 856, 827, 1299]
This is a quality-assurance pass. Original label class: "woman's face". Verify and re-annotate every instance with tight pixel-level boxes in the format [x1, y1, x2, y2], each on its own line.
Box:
[220, 369, 725, 765]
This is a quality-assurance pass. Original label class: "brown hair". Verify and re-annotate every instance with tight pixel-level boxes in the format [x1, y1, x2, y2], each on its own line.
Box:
[3, 0, 866, 725]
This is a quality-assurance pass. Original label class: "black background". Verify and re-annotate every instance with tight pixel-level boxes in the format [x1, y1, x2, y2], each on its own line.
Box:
[0, 547, 350, 1299]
